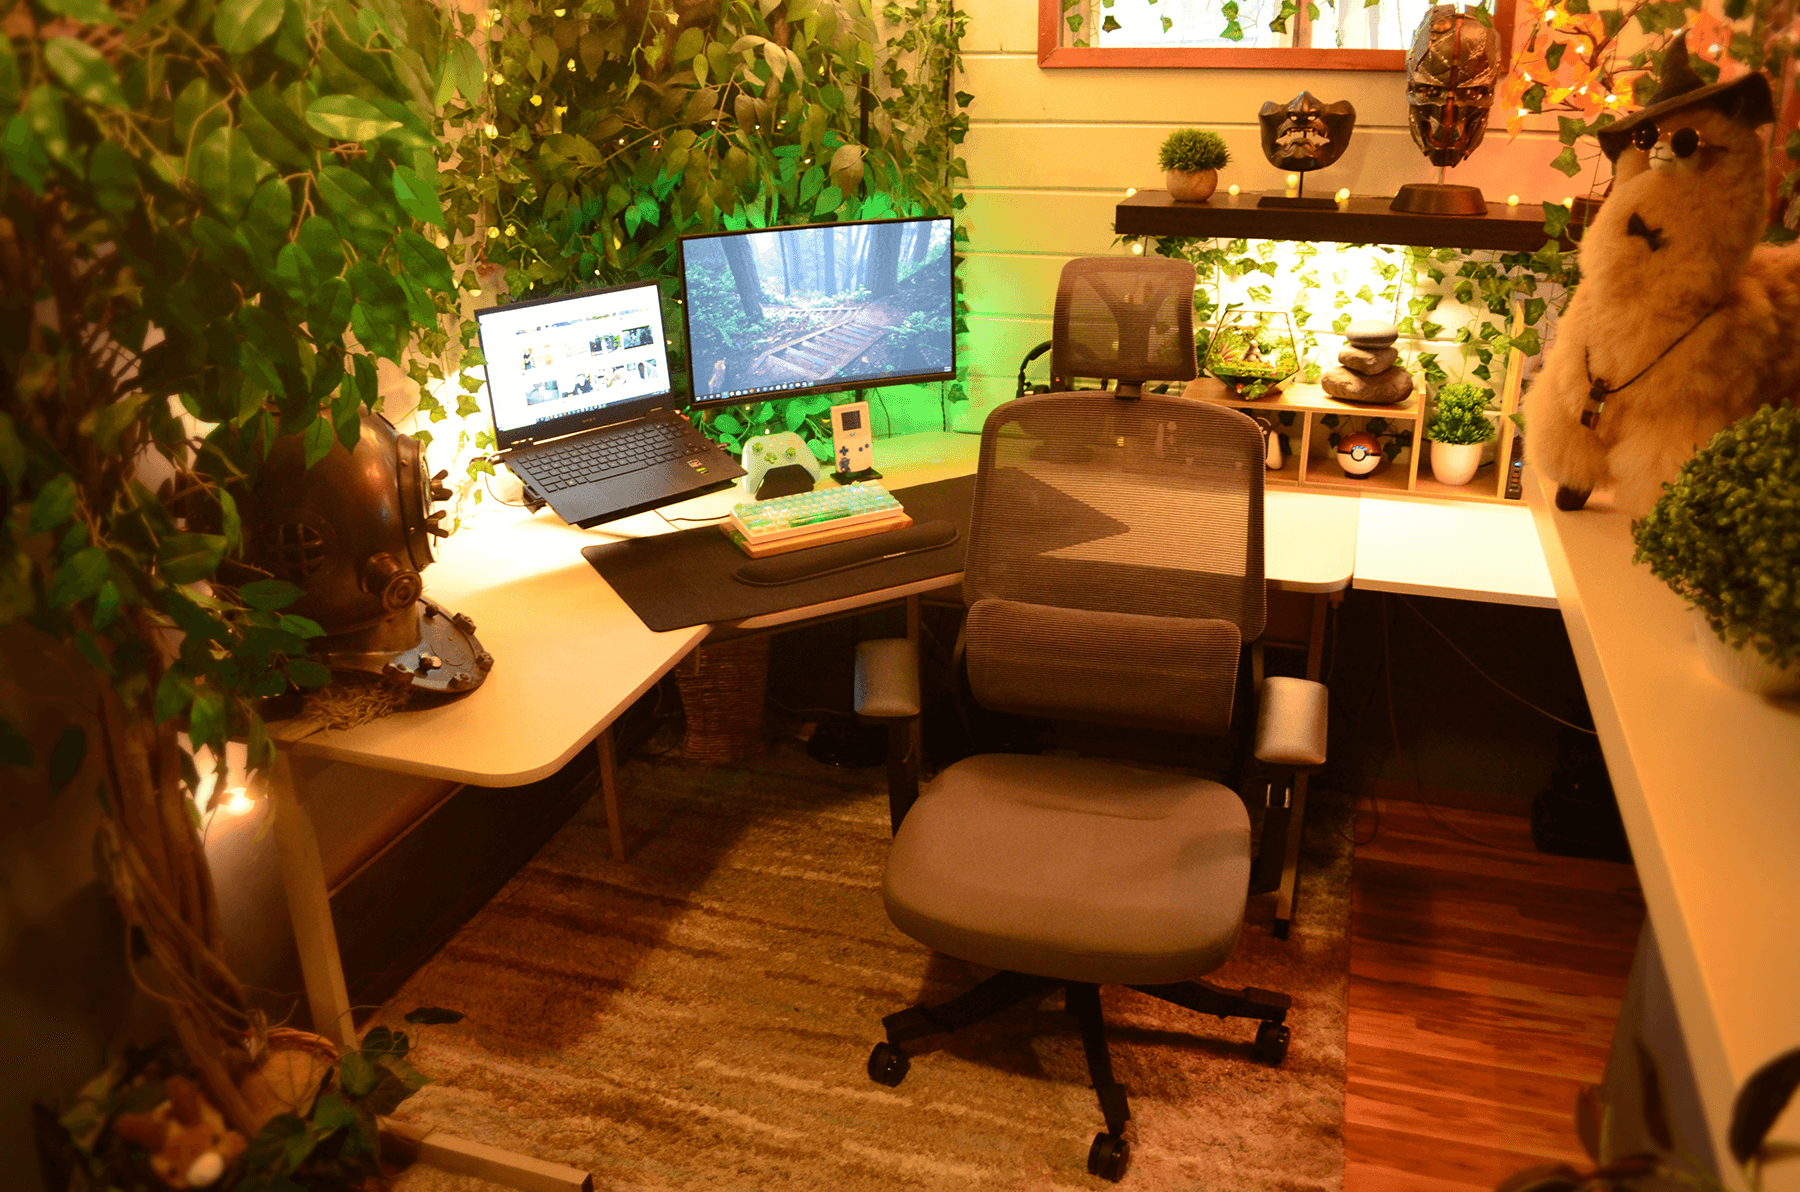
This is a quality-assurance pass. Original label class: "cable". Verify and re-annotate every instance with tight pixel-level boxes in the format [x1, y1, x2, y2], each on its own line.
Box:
[659, 510, 732, 526]
[1381, 595, 1528, 852]
[481, 467, 531, 508]
[1394, 595, 1598, 735]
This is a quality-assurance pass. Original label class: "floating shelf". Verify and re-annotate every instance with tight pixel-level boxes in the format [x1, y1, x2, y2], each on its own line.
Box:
[1115, 189, 1558, 253]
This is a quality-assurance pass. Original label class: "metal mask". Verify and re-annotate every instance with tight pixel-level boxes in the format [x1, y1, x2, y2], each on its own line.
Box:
[1405, 4, 1501, 168]
[1258, 92, 1357, 173]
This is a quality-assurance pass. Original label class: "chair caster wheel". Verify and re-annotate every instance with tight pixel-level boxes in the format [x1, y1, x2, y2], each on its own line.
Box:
[1087, 1132, 1130, 1181]
[1254, 1021, 1290, 1066]
[867, 1042, 909, 1087]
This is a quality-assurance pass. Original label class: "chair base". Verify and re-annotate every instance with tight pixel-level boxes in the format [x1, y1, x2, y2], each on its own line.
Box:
[867, 970, 1292, 1180]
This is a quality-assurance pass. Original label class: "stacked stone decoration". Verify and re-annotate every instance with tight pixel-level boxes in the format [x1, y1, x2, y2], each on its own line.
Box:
[1321, 319, 1413, 406]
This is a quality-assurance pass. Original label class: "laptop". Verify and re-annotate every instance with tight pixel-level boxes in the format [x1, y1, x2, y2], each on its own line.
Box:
[475, 282, 745, 527]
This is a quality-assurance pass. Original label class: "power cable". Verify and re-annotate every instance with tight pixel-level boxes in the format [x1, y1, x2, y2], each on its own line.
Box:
[1394, 595, 1597, 735]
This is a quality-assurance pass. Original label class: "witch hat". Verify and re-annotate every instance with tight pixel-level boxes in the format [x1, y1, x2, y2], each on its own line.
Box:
[1595, 34, 1774, 161]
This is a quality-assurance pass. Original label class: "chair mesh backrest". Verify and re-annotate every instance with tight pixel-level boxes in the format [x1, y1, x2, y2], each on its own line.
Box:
[1052, 257, 1198, 387]
[961, 392, 1265, 734]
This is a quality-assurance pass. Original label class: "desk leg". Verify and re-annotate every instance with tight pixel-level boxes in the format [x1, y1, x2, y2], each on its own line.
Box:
[599, 726, 625, 861]
[270, 748, 356, 1050]
[905, 596, 922, 792]
[1273, 592, 1334, 939]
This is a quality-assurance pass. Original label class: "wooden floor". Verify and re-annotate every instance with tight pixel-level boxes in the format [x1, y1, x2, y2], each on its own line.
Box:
[1343, 798, 1645, 1192]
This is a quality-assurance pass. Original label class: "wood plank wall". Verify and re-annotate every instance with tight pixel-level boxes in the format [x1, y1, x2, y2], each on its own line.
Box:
[953, 0, 1582, 430]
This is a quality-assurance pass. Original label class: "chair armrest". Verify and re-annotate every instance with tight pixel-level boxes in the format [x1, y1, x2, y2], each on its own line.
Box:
[854, 639, 920, 720]
[1255, 676, 1327, 769]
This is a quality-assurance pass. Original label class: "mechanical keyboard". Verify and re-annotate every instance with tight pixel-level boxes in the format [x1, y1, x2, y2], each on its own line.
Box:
[723, 482, 910, 558]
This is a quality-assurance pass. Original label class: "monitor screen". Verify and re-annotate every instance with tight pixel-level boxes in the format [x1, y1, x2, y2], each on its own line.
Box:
[679, 216, 955, 408]
[474, 282, 671, 440]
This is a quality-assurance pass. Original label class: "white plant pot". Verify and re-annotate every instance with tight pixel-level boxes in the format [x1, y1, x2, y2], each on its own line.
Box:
[1165, 168, 1218, 203]
[1691, 610, 1800, 696]
[1430, 440, 1483, 486]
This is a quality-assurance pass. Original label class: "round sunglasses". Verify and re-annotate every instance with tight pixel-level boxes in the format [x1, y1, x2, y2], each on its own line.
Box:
[1632, 123, 1707, 158]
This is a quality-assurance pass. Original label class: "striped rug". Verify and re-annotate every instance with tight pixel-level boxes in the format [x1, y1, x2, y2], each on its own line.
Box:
[382, 743, 1351, 1191]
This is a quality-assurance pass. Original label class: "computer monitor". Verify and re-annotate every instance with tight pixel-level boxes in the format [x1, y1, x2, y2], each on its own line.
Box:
[678, 216, 955, 408]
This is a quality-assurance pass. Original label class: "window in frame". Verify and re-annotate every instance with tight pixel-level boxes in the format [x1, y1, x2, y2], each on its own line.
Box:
[1038, 0, 1517, 71]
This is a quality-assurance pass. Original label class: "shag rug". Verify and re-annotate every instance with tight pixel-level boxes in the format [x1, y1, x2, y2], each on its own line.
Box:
[379, 743, 1352, 1191]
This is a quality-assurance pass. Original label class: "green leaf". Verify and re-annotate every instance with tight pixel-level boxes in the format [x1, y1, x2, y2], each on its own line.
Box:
[298, 216, 346, 278]
[308, 277, 354, 343]
[48, 726, 86, 792]
[30, 475, 79, 534]
[337, 1051, 380, 1097]
[38, 0, 115, 24]
[159, 534, 228, 584]
[189, 685, 228, 751]
[2, 116, 49, 194]
[191, 126, 274, 220]
[86, 393, 152, 453]
[44, 39, 126, 109]
[214, 0, 286, 54]
[49, 548, 109, 607]
[306, 95, 403, 143]
[302, 416, 335, 468]
[155, 667, 196, 724]
[87, 140, 137, 214]
[1550, 146, 1581, 177]
[1542, 202, 1572, 237]
[396, 230, 454, 293]
[241, 578, 305, 610]
[392, 165, 446, 228]
[286, 657, 331, 687]
[318, 165, 392, 256]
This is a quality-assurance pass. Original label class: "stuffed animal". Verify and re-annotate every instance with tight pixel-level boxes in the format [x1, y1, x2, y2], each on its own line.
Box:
[1524, 35, 1800, 514]
[110, 1074, 247, 1188]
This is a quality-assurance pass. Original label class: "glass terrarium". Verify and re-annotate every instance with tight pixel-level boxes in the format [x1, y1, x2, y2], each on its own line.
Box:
[1203, 310, 1299, 400]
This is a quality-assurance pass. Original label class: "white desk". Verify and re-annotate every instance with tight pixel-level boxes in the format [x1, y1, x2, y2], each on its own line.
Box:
[1526, 472, 1800, 1190]
[1353, 494, 1557, 608]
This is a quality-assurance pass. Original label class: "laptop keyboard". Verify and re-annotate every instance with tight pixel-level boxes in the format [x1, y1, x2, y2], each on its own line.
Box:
[524, 421, 704, 492]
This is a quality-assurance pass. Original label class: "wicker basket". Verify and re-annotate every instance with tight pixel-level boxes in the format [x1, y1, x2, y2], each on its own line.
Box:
[238, 1027, 340, 1129]
[674, 636, 770, 763]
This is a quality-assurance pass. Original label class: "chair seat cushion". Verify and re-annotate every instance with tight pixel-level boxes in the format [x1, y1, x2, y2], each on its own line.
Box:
[883, 754, 1251, 986]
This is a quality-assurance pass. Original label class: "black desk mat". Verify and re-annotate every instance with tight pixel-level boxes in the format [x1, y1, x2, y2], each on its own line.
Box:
[582, 474, 974, 631]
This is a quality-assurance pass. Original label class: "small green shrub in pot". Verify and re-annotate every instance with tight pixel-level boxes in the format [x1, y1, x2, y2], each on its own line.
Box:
[1158, 129, 1229, 202]
[1425, 383, 1498, 445]
[1631, 402, 1800, 685]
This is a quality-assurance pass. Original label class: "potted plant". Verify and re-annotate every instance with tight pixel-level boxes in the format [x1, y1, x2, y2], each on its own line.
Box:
[1426, 383, 1497, 485]
[1630, 403, 1800, 696]
[3, 0, 461, 1150]
[1158, 129, 1230, 203]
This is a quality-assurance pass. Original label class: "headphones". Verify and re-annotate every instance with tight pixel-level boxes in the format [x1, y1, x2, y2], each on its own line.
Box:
[1016, 341, 1054, 399]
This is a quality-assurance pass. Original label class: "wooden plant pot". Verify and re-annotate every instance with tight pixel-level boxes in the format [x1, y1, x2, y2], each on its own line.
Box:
[1165, 168, 1219, 203]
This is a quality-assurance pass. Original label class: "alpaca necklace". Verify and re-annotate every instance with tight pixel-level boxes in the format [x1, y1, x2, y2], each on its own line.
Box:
[1581, 303, 1723, 430]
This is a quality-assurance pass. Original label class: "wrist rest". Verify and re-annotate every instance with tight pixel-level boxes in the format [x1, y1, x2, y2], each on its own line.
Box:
[735, 520, 959, 587]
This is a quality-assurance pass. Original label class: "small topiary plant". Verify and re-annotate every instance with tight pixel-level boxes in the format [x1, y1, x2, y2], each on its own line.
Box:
[1158, 129, 1231, 174]
[1427, 383, 1498, 445]
[1631, 402, 1800, 669]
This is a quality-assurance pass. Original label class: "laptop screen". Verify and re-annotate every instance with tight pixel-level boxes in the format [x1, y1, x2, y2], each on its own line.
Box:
[476, 283, 672, 441]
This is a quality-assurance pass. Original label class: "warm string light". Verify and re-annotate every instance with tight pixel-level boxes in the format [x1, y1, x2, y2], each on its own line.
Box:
[1124, 187, 1137, 197]
[1285, 172, 1299, 190]
[220, 789, 254, 817]
[1506, 194, 1520, 206]
[1227, 183, 1240, 196]
[1334, 187, 1350, 202]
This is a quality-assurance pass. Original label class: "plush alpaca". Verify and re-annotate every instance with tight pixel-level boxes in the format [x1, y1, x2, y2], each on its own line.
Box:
[1525, 37, 1800, 514]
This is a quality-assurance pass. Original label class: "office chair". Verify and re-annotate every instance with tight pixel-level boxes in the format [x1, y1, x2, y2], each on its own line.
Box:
[850, 257, 1327, 1181]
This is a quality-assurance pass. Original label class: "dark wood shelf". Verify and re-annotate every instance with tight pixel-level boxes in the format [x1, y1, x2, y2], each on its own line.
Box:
[1116, 189, 1559, 253]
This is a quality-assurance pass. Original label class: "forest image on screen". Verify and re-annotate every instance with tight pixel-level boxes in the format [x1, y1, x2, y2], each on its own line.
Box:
[684, 219, 952, 403]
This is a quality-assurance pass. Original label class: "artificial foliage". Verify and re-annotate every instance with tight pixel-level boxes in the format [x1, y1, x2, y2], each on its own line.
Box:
[1427, 381, 1499, 445]
[1631, 402, 1800, 668]
[1158, 127, 1230, 173]
[1, 0, 458, 1133]
[433, 0, 972, 466]
[1498, 0, 1800, 231]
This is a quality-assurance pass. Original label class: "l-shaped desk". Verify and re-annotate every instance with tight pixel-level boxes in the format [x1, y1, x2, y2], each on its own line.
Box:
[269, 427, 1561, 1190]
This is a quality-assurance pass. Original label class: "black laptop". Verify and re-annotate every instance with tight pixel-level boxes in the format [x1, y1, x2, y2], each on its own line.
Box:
[474, 282, 745, 527]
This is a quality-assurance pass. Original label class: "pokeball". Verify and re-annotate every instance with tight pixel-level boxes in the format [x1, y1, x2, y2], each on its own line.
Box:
[1336, 432, 1383, 477]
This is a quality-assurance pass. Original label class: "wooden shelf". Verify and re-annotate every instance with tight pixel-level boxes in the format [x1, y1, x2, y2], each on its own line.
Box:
[1116, 189, 1558, 253]
[1185, 377, 1419, 418]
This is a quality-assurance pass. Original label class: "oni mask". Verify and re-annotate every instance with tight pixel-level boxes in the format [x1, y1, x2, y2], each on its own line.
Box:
[1406, 4, 1501, 168]
[1258, 92, 1357, 173]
